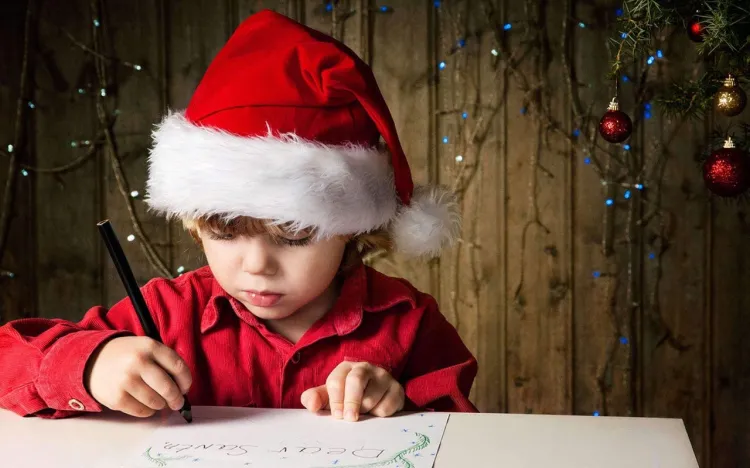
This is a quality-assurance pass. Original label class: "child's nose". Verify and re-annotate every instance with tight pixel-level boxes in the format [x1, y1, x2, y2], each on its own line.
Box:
[241, 238, 278, 276]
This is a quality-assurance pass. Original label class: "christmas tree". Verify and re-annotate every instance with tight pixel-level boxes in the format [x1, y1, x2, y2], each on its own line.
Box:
[609, 0, 749, 197]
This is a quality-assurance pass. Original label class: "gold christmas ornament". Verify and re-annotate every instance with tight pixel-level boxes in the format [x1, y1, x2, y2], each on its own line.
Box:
[714, 74, 747, 117]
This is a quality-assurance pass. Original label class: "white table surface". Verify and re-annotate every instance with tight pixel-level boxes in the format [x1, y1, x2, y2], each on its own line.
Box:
[0, 407, 699, 468]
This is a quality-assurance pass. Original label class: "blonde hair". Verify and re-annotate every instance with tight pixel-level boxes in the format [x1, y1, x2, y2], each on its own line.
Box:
[182, 215, 392, 272]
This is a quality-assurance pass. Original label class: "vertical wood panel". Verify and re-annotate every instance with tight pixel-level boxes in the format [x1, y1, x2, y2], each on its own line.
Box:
[572, 0, 623, 417]
[166, 0, 232, 275]
[431, 0, 507, 412]
[711, 154, 750, 464]
[0, 0, 35, 323]
[34, 0, 101, 319]
[504, 0, 571, 415]
[368, 1, 434, 295]
[103, 0, 170, 305]
[235, 0, 290, 23]
[641, 32, 708, 464]
[304, 0, 331, 36]
[435, 0, 477, 403]
[472, 1, 506, 414]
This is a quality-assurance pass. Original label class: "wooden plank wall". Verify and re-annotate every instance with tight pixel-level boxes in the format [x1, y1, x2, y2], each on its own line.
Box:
[1, 0, 748, 466]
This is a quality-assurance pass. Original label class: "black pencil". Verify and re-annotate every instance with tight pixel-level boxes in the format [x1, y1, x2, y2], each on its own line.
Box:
[97, 219, 193, 423]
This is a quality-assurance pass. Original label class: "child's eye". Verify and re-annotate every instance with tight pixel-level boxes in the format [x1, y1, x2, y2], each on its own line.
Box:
[277, 236, 312, 247]
[209, 232, 235, 241]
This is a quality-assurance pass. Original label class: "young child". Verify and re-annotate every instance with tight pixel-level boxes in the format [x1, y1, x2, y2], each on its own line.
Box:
[0, 10, 477, 422]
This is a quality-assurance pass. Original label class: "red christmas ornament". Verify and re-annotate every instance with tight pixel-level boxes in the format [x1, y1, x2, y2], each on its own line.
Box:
[687, 18, 705, 42]
[598, 98, 633, 143]
[703, 137, 750, 197]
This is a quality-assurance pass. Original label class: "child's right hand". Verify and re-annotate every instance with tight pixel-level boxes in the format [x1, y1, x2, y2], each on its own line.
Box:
[84, 336, 192, 418]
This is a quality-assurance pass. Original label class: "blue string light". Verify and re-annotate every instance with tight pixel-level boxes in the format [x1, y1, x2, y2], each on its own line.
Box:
[622, 75, 630, 83]
[644, 102, 652, 110]
[644, 110, 652, 119]
[379, 6, 392, 13]
[438, 61, 446, 70]
[649, 252, 656, 260]
[503, 23, 512, 31]
[605, 198, 614, 206]
[6, 144, 13, 153]
[572, 128, 581, 137]
[620, 336, 629, 345]
[592, 271, 601, 278]
[584, 157, 591, 165]
[620, 32, 628, 39]
[656, 49, 664, 58]
[615, 8, 623, 17]
[647, 55, 655, 65]
[635, 183, 644, 190]
[93, 19, 101, 27]
[520, 107, 527, 115]
[462, 111, 469, 119]
[624, 190, 631, 199]
[434, 0, 441, 7]
[21, 169, 28, 176]
[578, 22, 586, 28]
[623, 144, 631, 151]
[27, 101, 35, 109]
[457, 38, 466, 48]
[442, 136, 449, 144]
[325, 2, 333, 12]
[593, 411, 601, 417]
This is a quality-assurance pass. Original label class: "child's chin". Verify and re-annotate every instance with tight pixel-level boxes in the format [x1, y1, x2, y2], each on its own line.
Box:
[246, 306, 294, 321]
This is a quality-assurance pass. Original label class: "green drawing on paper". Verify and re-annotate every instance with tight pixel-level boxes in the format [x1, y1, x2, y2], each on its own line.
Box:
[313, 432, 431, 468]
[142, 446, 190, 467]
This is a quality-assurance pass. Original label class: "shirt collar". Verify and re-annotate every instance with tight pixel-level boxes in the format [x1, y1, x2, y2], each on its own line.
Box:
[200, 263, 416, 336]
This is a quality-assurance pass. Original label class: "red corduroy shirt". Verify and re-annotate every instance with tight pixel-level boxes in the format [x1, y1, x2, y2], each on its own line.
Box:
[0, 264, 477, 418]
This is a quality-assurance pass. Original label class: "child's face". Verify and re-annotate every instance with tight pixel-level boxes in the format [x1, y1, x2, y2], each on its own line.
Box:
[199, 226, 348, 321]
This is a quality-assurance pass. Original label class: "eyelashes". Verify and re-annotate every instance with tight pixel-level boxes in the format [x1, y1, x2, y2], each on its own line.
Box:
[207, 232, 312, 247]
[276, 236, 312, 247]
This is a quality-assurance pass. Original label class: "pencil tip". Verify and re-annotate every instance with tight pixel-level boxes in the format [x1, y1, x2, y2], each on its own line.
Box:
[182, 409, 193, 423]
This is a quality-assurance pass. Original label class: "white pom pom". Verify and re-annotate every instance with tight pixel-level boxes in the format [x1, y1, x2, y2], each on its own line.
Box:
[390, 185, 461, 257]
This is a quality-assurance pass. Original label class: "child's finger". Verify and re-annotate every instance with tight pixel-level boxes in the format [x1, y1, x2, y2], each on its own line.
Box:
[300, 385, 328, 412]
[140, 361, 185, 411]
[359, 377, 389, 414]
[369, 381, 405, 418]
[343, 365, 372, 421]
[124, 375, 168, 411]
[326, 362, 353, 419]
[115, 392, 158, 418]
[148, 341, 193, 395]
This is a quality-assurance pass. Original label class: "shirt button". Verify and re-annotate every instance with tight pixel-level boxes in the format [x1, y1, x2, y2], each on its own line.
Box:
[291, 352, 301, 364]
[68, 399, 85, 411]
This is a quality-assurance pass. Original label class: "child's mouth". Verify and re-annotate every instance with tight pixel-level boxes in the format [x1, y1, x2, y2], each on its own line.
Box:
[242, 290, 283, 307]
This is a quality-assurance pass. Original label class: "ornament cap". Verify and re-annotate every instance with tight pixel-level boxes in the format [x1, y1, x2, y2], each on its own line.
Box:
[607, 97, 619, 111]
[724, 137, 736, 149]
[723, 74, 736, 87]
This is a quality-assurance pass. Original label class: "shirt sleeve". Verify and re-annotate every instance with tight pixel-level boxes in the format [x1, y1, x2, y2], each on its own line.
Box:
[0, 293, 149, 419]
[400, 293, 478, 413]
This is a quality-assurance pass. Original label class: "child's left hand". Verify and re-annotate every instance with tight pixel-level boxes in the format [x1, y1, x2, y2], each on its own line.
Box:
[300, 361, 404, 422]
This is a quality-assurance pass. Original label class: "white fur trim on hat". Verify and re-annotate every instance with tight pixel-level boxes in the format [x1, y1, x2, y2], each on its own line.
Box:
[390, 185, 461, 258]
[146, 112, 399, 239]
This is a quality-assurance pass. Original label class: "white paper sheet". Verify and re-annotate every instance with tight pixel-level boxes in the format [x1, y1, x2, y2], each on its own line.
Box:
[122, 407, 449, 468]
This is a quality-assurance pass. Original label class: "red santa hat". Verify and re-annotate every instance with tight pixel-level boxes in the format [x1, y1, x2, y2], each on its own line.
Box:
[146, 9, 459, 257]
